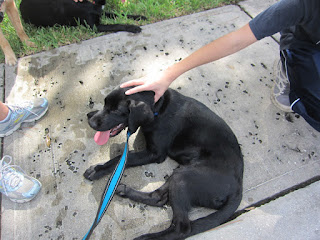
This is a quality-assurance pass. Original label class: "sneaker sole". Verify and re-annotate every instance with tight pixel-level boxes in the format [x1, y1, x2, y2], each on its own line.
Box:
[0, 106, 49, 138]
[271, 84, 293, 113]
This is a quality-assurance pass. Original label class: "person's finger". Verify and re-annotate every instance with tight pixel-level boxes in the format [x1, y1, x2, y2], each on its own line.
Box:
[124, 85, 149, 95]
[120, 79, 145, 88]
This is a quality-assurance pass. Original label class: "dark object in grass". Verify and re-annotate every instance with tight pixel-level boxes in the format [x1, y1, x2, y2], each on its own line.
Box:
[20, 0, 146, 33]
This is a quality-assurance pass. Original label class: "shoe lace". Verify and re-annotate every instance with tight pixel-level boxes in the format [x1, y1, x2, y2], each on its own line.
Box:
[9, 102, 40, 118]
[0, 155, 24, 196]
[276, 60, 290, 94]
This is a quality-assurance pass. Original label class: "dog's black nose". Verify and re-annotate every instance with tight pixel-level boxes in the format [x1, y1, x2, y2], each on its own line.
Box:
[87, 110, 98, 120]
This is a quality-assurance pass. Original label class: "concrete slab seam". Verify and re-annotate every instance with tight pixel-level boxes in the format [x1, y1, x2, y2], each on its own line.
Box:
[231, 175, 320, 221]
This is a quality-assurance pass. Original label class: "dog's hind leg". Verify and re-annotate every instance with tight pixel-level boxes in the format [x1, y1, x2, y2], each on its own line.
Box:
[126, 14, 147, 21]
[5, 0, 34, 47]
[105, 12, 147, 21]
[131, 172, 194, 240]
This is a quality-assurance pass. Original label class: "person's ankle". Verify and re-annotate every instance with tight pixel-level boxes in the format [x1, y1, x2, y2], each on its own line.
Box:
[0, 109, 11, 123]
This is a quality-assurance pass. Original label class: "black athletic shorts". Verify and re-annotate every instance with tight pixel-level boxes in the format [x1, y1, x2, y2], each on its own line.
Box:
[281, 47, 320, 132]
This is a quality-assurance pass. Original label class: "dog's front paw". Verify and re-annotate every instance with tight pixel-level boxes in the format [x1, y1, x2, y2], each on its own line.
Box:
[24, 39, 36, 48]
[116, 184, 128, 197]
[127, 25, 142, 33]
[83, 165, 97, 180]
[5, 53, 17, 66]
[83, 164, 106, 181]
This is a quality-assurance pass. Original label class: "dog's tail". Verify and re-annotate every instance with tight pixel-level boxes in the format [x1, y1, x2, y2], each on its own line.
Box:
[188, 189, 242, 238]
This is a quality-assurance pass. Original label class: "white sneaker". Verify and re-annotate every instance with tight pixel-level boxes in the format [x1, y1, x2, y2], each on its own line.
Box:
[0, 155, 41, 203]
[271, 60, 293, 112]
[0, 98, 49, 137]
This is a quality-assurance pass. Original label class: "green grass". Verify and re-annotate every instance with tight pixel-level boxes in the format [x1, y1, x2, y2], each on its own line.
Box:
[0, 0, 239, 63]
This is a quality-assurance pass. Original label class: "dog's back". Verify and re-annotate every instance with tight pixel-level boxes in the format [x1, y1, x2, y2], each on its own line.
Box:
[20, 0, 101, 27]
[20, 0, 143, 33]
[153, 89, 242, 168]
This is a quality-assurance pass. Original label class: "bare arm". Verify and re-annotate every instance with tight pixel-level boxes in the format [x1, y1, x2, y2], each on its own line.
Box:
[121, 23, 257, 102]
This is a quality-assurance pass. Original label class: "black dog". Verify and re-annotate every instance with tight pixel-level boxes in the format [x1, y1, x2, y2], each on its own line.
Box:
[85, 87, 244, 240]
[20, 0, 145, 33]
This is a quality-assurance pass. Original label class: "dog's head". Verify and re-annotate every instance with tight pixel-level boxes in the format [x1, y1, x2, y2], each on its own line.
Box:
[87, 87, 155, 145]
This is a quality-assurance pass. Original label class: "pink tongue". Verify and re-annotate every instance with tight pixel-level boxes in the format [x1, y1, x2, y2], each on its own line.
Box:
[94, 131, 111, 145]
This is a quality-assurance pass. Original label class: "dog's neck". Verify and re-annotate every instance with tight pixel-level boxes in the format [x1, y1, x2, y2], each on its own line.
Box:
[153, 91, 169, 116]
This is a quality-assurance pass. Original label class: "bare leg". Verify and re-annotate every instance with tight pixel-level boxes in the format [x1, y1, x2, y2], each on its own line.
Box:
[0, 102, 9, 121]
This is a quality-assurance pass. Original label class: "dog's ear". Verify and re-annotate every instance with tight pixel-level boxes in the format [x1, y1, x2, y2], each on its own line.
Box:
[128, 100, 154, 133]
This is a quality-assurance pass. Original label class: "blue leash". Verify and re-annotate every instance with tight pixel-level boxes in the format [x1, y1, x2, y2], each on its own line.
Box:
[83, 131, 131, 240]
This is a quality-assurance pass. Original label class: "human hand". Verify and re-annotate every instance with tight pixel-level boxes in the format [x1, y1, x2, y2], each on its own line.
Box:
[73, 0, 83, 2]
[120, 70, 175, 103]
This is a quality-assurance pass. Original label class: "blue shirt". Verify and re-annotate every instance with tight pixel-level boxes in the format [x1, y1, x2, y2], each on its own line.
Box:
[249, 0, 320, 50]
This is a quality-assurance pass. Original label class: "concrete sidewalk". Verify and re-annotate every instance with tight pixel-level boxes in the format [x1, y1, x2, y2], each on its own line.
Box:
[1, 0, 319, 239]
